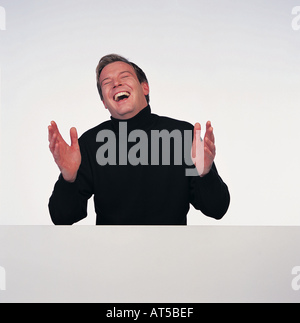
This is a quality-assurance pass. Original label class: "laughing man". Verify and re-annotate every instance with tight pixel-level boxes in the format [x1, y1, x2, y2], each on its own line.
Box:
[48, 54, 230, 225]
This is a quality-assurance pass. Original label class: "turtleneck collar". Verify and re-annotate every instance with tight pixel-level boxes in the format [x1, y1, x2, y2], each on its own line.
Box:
[110, 105, 156, 133]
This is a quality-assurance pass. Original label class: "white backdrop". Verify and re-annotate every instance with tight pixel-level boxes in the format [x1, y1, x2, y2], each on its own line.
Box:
[0, 0, 300, 225]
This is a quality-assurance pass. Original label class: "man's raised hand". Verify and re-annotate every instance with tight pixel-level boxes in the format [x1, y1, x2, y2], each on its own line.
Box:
[48, 121, 81, 183]
[191, 121, 216, 177]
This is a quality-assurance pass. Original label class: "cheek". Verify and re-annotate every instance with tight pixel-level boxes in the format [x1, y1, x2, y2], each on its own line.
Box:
[101, 91, 111, 109]
[102, 88, 112, 101]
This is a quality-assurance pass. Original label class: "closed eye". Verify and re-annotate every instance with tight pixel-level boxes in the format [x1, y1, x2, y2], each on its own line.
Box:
[103, 81, 112, 86]
[120, 71, 133, 79]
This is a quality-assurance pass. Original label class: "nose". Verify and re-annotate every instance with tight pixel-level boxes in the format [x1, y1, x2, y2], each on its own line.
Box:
[112, 77, 122, 88]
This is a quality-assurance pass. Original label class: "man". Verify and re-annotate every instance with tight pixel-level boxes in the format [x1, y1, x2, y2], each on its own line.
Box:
[48, 54, 230, 225]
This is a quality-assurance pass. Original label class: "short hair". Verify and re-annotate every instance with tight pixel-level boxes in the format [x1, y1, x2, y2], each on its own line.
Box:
[96, 54, 150, 104]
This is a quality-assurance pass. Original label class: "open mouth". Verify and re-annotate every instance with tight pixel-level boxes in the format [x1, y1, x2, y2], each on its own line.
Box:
[114, 91, 130, 102]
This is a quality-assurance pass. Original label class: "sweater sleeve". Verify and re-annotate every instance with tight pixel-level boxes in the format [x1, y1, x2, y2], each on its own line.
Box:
[189, 162, 230, 220]
[48, 137, 94, 225]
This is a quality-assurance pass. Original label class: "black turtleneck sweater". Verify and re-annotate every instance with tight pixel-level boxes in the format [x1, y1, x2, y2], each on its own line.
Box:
[49, 106, 230, 225]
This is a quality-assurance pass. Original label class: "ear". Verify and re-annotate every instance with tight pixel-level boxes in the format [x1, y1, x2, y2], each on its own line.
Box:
[142, 82, 149, 96]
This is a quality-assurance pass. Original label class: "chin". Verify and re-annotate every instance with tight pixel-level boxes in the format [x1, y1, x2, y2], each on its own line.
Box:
[114, 106, 136, 119]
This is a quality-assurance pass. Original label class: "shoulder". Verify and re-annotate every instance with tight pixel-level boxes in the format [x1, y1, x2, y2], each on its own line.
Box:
[78, 120, 112, 145]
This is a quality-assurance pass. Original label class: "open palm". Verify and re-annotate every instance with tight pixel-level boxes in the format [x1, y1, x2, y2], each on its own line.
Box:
[191, 121, 216, 177]
[48, 121, 81, 183]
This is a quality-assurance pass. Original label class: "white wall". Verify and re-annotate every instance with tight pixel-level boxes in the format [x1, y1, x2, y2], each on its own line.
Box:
[1, 0, 300, 225]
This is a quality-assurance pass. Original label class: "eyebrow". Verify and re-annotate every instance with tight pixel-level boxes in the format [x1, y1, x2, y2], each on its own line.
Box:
[100, 70, 134, 86]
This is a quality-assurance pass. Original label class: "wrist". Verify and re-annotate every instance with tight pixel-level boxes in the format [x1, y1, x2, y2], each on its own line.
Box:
[61, 171, 78, 183]
[199, 167, 212, 178]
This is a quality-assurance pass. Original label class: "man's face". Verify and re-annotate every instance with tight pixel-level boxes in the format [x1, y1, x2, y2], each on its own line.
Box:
[99, 61, 149, 120]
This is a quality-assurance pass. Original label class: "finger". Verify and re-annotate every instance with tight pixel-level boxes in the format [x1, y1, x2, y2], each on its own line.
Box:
[205, 137, 216, 156]
[48, 124, 58, 142]
[206, 121, 212, 131]
[50, 120, 58, 130]
[52, 141, 61, 162]
[50, 121, 64, 141]
[205, 122, 215, 144]
[204, 146, 215, 164]
[205, 129, 215, 145]
[194, 123, 201, 137]
[48, 120, 58, 139]
[192, 123, 201, 159]
[48, 125, 53, 142]
[49, 121, 56, 136]
[49, 132, 58, 153]
[70, 127, 79, 148]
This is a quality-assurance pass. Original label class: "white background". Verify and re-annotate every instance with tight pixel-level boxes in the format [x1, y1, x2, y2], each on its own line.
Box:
[0, 0, 300, 225]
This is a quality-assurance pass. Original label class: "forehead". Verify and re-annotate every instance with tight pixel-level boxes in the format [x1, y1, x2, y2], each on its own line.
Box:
[99, 61, 136, 81]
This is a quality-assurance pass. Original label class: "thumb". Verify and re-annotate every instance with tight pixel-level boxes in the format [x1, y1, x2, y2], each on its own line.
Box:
[192, 123, 201, 159]
[70, 127, 79, 147]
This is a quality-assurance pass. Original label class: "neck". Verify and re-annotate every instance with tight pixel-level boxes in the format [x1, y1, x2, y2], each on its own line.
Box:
[111, 105, 145, 121]
[110, 105, 155, 133]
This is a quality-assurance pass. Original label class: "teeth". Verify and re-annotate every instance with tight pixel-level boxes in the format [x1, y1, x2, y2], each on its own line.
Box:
[114, 92, 130, 101]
